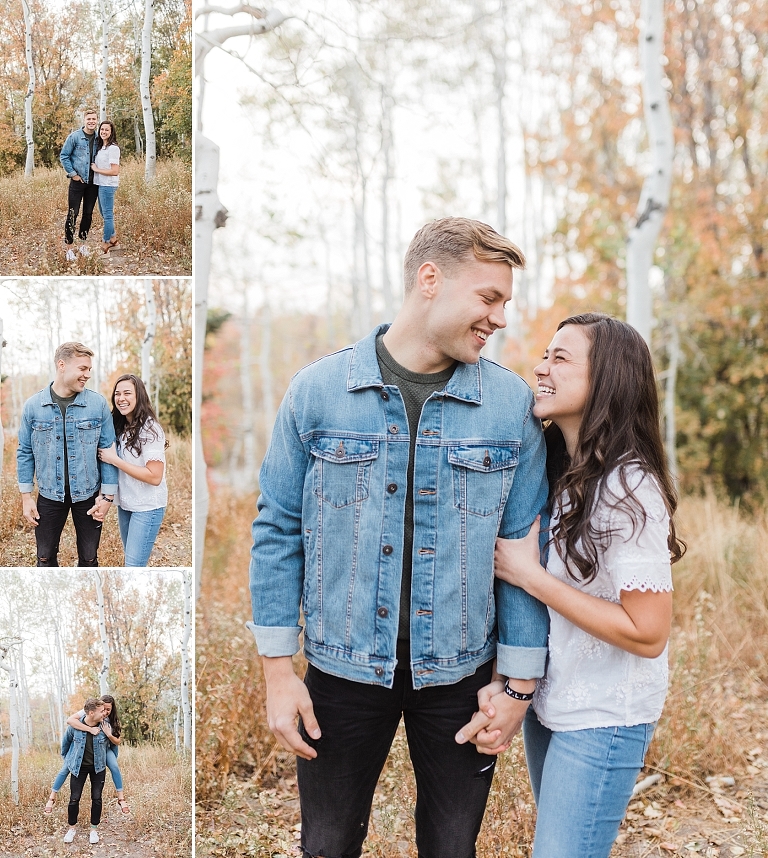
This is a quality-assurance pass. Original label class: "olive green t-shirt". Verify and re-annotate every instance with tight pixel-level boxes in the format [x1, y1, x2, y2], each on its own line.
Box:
[375, 335, 456, 667]
[49, 384, 78, 496]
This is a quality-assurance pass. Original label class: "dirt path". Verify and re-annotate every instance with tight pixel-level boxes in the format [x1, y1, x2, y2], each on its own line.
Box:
[0, 227, 190, 277]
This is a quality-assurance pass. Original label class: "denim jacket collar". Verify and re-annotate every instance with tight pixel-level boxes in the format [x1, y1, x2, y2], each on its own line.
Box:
[40, 383, 89, 409]
[347, 323, 482, 405]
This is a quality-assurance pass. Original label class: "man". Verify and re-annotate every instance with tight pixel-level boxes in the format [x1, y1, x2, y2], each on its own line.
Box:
[17, 342, 117, 566]
[59, 108, 100, 259]
[248, 217, 549, 858]
[60, 699, 110, 844]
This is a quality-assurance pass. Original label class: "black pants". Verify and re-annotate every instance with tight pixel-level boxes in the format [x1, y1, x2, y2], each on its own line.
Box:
[297, 661, 496, 858]
[35, 492, 102, 567]
[68, 765, 105, 826]
[64, 179, 98, 244]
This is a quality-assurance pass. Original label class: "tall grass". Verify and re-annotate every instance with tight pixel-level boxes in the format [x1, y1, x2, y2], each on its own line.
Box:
[195, 487, 768, 853]
[0, 744, 191, 857]
[0, 158, 191, 275]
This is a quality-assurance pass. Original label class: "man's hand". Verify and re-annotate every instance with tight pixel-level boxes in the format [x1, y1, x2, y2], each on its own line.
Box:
[22, 493, 39, 527]
[72, 175, 82, 182]
[89, 726, 101, 736]
[87, 495, 113, 522]
[262, 656, 321, 761]
[455, 678, 535, 755]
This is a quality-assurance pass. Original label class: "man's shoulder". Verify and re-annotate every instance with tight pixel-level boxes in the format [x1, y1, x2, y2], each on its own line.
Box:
[22, 387, 48, 410]
[479, 357, 534, 395]
[289, 343, 355, 389]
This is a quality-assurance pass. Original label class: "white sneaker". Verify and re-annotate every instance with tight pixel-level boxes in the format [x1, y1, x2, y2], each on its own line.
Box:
[79, 245, 91, 257]
[89, 829, 99, 844]
[63, 828, 76, 843]
[65, 249, 76, 261]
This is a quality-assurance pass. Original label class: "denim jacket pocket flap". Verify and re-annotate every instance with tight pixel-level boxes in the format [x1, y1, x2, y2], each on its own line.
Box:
[76, 419, 101, 431]
[31, 420, 54, 432]
[448, 443, 520, 472]
[310, 437, 379, 464]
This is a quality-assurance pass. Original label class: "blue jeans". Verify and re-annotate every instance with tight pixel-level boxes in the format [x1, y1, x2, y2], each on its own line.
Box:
[117, 506, 165, 567]
[523, 708, 656, 858]
[53, 747, 122, 791]
[97, 185, 116, 242]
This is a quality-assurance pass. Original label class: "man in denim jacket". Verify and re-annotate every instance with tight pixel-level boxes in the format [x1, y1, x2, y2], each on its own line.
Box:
[17, 341, 117, 566]
[60, 698, 110, 844]
[59, 108, 99, 256]
[249, 218, 549, 858]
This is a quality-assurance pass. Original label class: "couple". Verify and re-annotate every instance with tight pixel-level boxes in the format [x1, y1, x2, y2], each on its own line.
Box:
[248, 217, 685, 857]
[16, 342, 168, 567]
[46, 696, 129, 844]
[60, 108, 121, 258]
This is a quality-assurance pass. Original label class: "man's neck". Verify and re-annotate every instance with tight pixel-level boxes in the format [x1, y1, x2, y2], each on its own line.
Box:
[51, 380, 78, 399]
[83, 714, 100, 727]
[383, 316, 455, 375]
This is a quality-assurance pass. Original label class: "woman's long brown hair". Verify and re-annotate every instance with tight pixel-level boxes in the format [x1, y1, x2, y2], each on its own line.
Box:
[546, 313, 686, 582]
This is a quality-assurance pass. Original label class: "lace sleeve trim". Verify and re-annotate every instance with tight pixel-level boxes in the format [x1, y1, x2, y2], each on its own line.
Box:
[619, 575, 674, 593]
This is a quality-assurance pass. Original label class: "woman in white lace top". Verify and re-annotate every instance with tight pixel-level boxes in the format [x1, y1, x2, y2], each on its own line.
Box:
[98, 374, 168, 566]
[459, 313, 685, 857]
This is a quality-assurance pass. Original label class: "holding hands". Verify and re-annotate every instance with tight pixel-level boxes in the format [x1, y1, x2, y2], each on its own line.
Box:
[87, 494, 114, 522]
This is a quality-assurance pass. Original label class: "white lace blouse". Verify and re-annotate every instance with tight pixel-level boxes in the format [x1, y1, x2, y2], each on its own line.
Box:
[115, 419, 168, 512]
[533, 466, 674, 732]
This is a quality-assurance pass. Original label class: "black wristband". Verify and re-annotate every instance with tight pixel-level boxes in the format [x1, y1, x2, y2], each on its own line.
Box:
[101, 495, 114, 503]
[503, 680, 534, 701]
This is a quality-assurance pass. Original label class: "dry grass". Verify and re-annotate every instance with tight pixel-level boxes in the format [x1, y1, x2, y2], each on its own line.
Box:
[195, 487, 768, 856]
[0, 159, 191, 276]
[0, 744, 191, 857]
[0, 432, 192, 567]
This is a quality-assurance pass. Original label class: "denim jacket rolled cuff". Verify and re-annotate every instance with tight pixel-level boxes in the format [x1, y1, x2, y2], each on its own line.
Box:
[495, 644, 547, 680]
[100, 482, 118, 496]
[245, 621, 301, 657]
[18, 482, 34, 494]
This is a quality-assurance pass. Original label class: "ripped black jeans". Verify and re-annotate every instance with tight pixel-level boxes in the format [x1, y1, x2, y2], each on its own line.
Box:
[64, 179, 98, 244]
[297, 660, 495, 858]
[35, 492, 102, 566]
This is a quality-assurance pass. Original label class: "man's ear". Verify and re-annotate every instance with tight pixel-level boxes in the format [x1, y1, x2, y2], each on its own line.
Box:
[416, 261, 441, 299]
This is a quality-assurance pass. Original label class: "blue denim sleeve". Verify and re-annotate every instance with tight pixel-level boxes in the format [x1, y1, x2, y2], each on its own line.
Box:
[61, 726, 73, 757]
[60, 133, 75, 176]
[16, 404, 35, 493]
[97, 400, 118, 495]
[246, 386, 306, 657]
[495, 394, 550, 680]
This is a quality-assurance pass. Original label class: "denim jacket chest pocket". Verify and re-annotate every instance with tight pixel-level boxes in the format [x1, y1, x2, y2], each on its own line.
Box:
[31, 420, 54, 451]
[310, 437, 380, 508]
[76, 419, 101, 442]
[448, 442, 521, 517]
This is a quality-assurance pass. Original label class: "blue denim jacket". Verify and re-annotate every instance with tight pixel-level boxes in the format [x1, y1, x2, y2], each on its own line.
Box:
[61, 716, 109, 776]
[60, 128, 95, 182]
[17, 386, 118, 502]
[248, 324, 550, 689]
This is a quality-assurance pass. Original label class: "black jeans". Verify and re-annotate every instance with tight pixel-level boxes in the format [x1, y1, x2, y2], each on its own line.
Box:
[68, 765, 105, 826]
[35, 492, 102, 567]
[65, 179, 98, 243]
[297, 661, 496, 858]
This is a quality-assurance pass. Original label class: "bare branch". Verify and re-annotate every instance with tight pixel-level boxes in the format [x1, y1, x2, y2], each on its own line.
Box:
[195, 3, 266, 19]
[196, 9, 290, 65]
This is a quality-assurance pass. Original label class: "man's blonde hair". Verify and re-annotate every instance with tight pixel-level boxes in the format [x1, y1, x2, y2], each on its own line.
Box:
[54, 342, 94, 365]
[403, 217, 526, 293]
[83, 108, 98, 118]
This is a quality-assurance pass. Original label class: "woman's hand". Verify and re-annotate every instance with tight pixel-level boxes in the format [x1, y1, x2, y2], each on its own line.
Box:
[101, 721, 113, 738]
[494, 517, 546, 592]
[98, 443, 119, 465]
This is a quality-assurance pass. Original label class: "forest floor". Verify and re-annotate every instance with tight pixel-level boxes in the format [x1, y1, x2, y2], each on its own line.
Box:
[0, 159, 192, 277]
[196, 702, 768, 858]
[1, 746, 191, 858]
[0, 434, 192, 568]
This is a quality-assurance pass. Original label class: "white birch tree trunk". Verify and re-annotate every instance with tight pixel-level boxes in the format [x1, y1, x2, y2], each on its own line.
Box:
[180, 570, 192, 750]
[16, 644, 32, 751]
[380, 85, 395, 320]
[142, 280, 157, 387]
[22, 0, 35, 175]
[626, 0, 674, 345]
[98, 0, 110, 122]
[0, 642, 21, 804]
[141, 0, 157, 181]
[94, 572, 110, 695]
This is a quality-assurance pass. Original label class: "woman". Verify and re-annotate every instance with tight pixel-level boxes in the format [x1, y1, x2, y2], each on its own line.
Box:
[45, 695, 130, 815]
[461, 313, 685, 857]
[98, 374, 168, 567]
[91, 120, 120, 253]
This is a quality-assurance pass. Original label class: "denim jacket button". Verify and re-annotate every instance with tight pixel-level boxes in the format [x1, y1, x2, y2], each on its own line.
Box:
[374, 667, 384, 677]
[387, 483, 398, 493]
[382, 544, 393, 555]
[377, 606, 389, 618]
[380, 390, 389, 401]
[389, 425, 399, 434]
